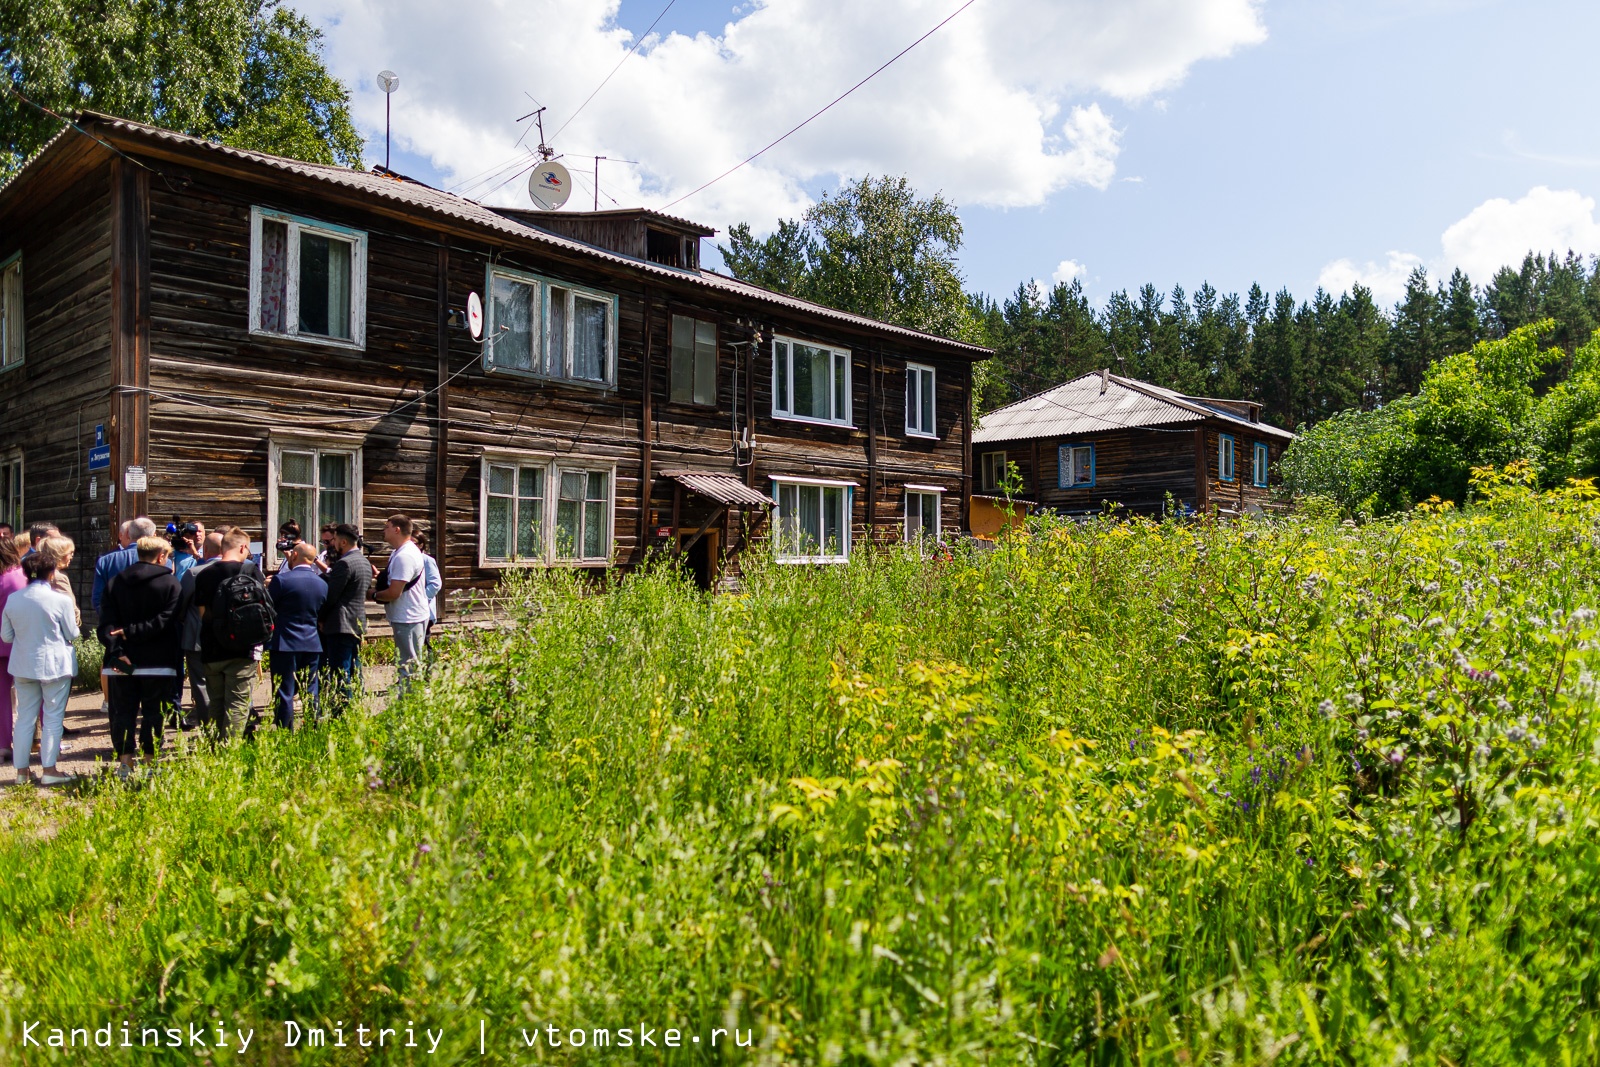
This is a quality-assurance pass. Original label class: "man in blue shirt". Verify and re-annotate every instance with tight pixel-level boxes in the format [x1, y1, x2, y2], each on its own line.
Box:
[266, 541, 327, 730]
[92, 517, 157, 613]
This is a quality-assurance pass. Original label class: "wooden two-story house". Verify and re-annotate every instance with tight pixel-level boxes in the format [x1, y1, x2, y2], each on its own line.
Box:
[0, 113, 990, 617]
[971, 370, 1294, 520]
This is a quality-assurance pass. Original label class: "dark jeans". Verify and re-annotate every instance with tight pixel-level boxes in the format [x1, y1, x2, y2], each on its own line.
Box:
[108, 674, 171, 758]
[185, 650, 210, 721]
[270, 650, 321, 730]
[320, 633, 362, 716]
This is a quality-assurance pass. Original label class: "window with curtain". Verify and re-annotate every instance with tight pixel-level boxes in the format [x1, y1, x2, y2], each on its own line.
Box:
[484, 462, 545, 562]
[1219, 434, 1236, 482]
[773, 479, 850, 562]
[772, 336, 851, 426]
[1059, 444, 1094, 488]
[250, 208, 365, 346]
[906, 363, 936, 437]
[270, 442, 359, 568]
[0, 454, 21, 532]
[670, 314, 717, 405]
[483, 268, 615, 386]
[480, 457, 614, 566]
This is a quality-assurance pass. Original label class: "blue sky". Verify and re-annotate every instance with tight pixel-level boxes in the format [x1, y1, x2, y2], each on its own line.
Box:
[311, 0, 1600, 307]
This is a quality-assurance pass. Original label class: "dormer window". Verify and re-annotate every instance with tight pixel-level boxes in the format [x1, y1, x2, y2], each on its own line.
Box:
[647, 229, 685, 267]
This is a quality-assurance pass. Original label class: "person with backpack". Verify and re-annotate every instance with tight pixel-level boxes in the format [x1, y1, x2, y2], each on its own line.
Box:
[193, 528, 275, 740]
[99, 536, 184, 777]
[266, 541, 326, 729]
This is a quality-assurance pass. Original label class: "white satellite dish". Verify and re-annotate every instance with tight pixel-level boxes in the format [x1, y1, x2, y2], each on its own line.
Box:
[466, 291, 484, 341]
[528, 160, 572, 210]
[377, 70, 400, 94]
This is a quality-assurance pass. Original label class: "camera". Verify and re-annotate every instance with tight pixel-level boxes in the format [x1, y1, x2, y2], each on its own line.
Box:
[167, 516, 199, 550]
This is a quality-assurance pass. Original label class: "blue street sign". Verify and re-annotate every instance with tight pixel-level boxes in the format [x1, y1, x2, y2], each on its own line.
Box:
[93, 423, 105, 447]
[88, 444, 111, 471]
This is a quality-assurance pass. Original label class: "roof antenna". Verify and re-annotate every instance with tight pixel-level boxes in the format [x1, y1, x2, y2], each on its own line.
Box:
[377, 70, 400, 170]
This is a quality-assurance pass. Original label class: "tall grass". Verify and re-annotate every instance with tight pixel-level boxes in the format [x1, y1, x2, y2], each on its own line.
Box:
[2, 466, 1599, 1063]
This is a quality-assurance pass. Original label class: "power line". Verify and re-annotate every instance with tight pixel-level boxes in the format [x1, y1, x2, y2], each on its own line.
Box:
[550, 0, 677, 142]
[662, 0, 979, 211]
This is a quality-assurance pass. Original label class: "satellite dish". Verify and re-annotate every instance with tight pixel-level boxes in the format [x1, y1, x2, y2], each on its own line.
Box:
[466, 291, 484, 341]
[377, 70, 400, 94]
[528, 160, 572, 210]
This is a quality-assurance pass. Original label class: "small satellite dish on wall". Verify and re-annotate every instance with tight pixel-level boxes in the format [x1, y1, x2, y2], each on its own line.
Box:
[466, 291, 483, 341]
[528, 160, 572, 210]
[377, 70, 400, 94]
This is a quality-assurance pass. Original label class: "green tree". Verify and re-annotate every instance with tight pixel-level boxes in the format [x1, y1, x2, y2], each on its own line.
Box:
[719, 175, 973, 340]
[1387, 267, 1442, 397]
[1, 0, 363, 178]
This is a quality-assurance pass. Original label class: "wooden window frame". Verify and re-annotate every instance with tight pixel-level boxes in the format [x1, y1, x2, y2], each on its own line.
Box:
[482, 264, 618, 389]
[1218, 433, 1236, 483]
[905, 362, 937, 439]
[669, 312, 718, 407]
[979, 451, 1009, 493]
[265, 431, 364, 571]
[0, 449, 22, 533]
[0, 252, 23, 372]
[248, 207, 368, 350]
[771, 334, 853, 428]
[904, 487, 942, 543]
[1253, 441, 1269, 487]
[1059, 443, 1095, 489]
[477, 451, 617, 569]
[771, 475, 853, 564]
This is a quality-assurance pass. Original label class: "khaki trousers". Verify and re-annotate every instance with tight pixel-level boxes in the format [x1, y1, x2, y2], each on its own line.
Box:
[203, 657, 257, 739]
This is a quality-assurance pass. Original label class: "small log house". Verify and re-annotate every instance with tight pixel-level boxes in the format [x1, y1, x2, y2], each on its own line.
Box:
[0, 113, 990, 621]
[971, 370, 1294, 519]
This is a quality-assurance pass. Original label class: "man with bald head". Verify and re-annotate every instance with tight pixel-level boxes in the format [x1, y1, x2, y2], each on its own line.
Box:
[266, 540, 326, 729]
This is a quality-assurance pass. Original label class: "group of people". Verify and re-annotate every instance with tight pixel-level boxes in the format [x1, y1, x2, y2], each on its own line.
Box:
[0, 513, 441, 784]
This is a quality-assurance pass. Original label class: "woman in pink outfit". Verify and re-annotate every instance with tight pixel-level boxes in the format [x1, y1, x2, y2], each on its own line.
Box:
[0, 534, 26, 764]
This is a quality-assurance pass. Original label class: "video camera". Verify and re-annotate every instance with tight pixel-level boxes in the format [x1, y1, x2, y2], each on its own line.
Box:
[166, 515, 200, 550]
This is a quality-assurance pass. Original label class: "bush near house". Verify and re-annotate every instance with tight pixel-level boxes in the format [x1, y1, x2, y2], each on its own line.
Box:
[2, 472, 1599, 1063]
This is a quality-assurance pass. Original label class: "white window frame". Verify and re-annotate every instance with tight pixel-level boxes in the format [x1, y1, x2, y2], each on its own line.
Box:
[906, 362, 937, 438]
[1219, 433, 1236, 483]
[0, 252, 23, 372]
[265, 432, 364, 571]
[1059, 444, 1095, 489]
[904, 485, 942, 543]
[477, 452, 617, 568]
[248, 207, 368, 350]
[771, 476, 853, 564]
[979, 451, 1010, 493]
[0, 449, 22, 533]
[771, 335, 853, 427]
[1253, 441, 1269, 487]
[482, 264, 618, 388]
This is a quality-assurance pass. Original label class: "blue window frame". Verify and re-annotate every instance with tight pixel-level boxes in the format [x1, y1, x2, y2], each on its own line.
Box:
[1218, 434, 1235, 482]
[1059, 443, 1095, 488]
[1253, 442, 1269, 487]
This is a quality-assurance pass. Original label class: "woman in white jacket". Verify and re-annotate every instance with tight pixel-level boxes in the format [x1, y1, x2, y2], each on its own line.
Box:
[1, 552, 79, 785]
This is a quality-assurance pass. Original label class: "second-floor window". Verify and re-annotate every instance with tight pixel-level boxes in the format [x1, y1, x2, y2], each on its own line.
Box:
[906, 362, 936, 437]
[773, 335, 851, 426]
[250, 208, 367, 347]
[671, 314, 717, 405]
[0, 253, 22, 370]
[485, 266, 616, 386]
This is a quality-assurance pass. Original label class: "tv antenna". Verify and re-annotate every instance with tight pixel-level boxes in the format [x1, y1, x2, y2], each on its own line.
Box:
[516, 105, 572, 210]
[376, 70, 400, 170]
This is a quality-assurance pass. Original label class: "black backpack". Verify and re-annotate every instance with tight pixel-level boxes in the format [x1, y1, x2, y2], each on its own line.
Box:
[210, 562, 275, 652]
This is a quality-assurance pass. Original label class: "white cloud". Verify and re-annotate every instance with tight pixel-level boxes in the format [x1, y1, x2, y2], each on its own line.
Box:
[296, 0, 1266, 230]
[1052, 259, 1088, 285]
[1318, 187, 1600, 304]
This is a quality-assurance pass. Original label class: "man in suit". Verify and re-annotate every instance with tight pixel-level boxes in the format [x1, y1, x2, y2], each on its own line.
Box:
[318, 523, 370, 716]
[266, 541, 327, 730]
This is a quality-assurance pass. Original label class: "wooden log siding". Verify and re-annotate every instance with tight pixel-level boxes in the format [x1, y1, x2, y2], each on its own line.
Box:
[6, 145, 980, 613]
[0, 161, 117, 614]
[1200, 425, 1288, 514]
[1033, 427, 1201, 517]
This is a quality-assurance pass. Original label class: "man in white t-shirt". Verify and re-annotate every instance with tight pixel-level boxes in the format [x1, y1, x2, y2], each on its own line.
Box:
[374, 514, 431, 690]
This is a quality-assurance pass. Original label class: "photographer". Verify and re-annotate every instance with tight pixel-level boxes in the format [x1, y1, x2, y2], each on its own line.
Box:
[168, 520, 204, 582]
[274, 520, 302, 573]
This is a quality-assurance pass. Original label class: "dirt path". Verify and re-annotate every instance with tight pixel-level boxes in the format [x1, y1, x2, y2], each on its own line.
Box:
[5, 664, 396, 785]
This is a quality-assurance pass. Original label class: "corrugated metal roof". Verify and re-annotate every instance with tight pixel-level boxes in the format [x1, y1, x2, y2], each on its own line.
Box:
[48, 114, 989, 358]
[973, 371, 1295, 444]
[661, 469, 775, 508]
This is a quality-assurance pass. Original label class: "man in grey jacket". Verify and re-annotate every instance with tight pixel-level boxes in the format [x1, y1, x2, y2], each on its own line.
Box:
[318, 523, 371, 715]
[175, 530, 224, 729]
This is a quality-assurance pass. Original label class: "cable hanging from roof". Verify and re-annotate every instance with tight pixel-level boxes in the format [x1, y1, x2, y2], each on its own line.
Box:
[661, 0, 979, 210]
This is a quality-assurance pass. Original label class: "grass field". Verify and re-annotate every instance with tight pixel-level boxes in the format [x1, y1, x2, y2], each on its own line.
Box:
[2, 467, 1599, 1064]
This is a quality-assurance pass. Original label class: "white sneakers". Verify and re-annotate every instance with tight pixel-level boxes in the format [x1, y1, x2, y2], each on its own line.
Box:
[40, 772, 78, 786]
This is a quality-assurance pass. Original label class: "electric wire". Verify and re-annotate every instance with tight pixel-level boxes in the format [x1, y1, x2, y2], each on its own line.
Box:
[662, 0, 979, 210]
[550, 0, 677, 142]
